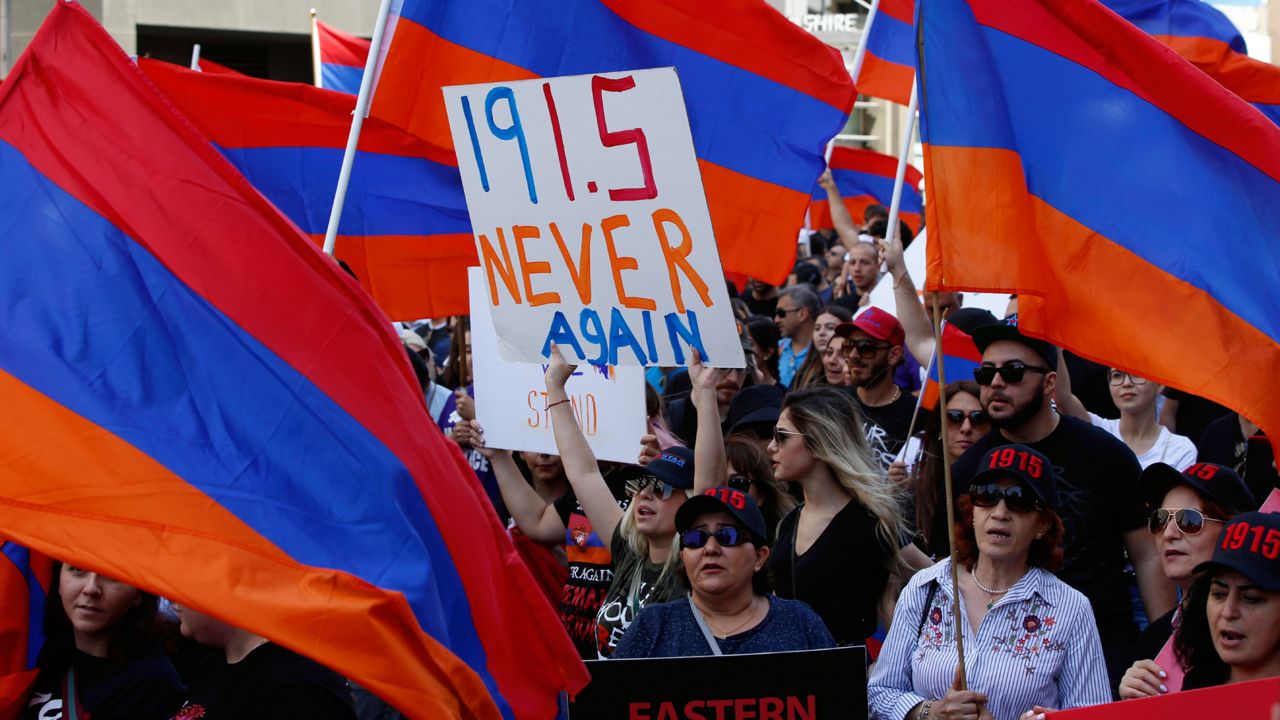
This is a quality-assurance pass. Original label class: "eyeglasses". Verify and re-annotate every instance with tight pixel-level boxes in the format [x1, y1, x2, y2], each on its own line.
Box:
[1148, 508, 1225, 536]
[946, 409, 989, 426]
[969, 483, 1043, 513]
[1108, 370, 1149, 386]
[727, 475, 754, 494]
[839, 338, 892, 359]
[681, 527, 751, 549]
[625, 475, 676, 500]
[772, 427, 805, 446]
[973, 361, 1050, 386]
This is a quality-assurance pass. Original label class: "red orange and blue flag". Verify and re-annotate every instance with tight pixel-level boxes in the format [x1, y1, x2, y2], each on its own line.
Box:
[316, 19, 371, 95]
[917, 0, 1280, 456]
[921, 323, 983, 411]
[0, 4, 586, 718]
[856, 0, 916, 106]
[0, 543, 50, 720]
[371, 0, 856, 286]
[140, 59, 476, 319]
[809, 147, 923, 233]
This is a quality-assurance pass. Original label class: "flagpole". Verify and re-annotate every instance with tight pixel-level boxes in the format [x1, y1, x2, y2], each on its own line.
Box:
[848, 0, 881, 84]
[310, 8, 322, 89]
[322, 0, 394, 256]
[932, 293, 967, 690]
[189, 43, 201, 70]
[882, 77, 918, 256]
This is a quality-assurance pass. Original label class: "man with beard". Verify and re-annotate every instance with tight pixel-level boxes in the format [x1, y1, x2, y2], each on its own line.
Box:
[948, 317, 1174, 697]
[833, 307, 918, 471]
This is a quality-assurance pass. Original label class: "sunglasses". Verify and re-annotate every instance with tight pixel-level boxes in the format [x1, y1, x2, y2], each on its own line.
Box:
[1148, 508, 1226, 536]
[839, 338, 892, 359]
[973, 361, 1050, 386]
[625, 475, 677, 500]
[772, 427, 805, 446]
[946, 409, 989, 426]
[969, 483, 1043, 513]
[774, 307, 796, 318]
[1107, 370, 1149, 386]
[727, 475, 754, 494]
[681, 526, 752, 549]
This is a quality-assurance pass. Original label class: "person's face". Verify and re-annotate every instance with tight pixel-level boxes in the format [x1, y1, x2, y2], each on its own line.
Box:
[773, 297, 806, 338]
[521, 452, 565, 484]
[823, 337, 848, 386]
[923, 292, 962, 324]
[632, 482, 687, 538]
[680, 511, 768, 599]
[812, 312, 842, 353]
[944, 392, 989, 459]
[1108, 369, 1161, 415]
[978, 341, 1054, 429]
[1155, 485, 1224, 583]
[714, 367, 748, 407]
[825, 245, 846, 272]
[971, 478, 1051, 564]
[1208, 569, 1280, 677]
[848, 244, 880, 291]
[767, 408, 814, 483]
[59, 565, 141, 654]
[463, 330, 473, 379]
[841, 328, 895, 388]
[175, 604, 234, 649]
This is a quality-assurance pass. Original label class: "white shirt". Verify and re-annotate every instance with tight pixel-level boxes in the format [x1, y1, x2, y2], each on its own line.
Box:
[1088, 413, 1197, 470]
[868, 560, 1111, 720]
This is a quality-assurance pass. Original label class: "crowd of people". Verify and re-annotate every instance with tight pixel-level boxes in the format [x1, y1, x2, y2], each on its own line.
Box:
[24, 192, 1279, 720]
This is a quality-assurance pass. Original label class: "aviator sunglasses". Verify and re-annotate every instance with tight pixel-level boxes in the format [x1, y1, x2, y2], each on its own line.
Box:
[1148, 508, 1225, 536]
[625, 475, 677, 500]
[973, 361, 1050, 386]
[968, 483, 1043, 513]
[680, 526, 751, 549]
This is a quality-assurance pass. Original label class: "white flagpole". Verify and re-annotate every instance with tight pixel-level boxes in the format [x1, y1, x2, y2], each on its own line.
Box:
[848, 0, 882, 85]
[189, 43, 201, 70]
[322, 0, 395, 256]
[310, 8, 322, 89]
[883, 77, 919, 258]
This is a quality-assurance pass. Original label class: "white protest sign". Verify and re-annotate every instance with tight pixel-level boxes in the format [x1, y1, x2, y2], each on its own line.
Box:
[469, 268, 648, 463]
[862, 228, 1012, 320]
[444, 68, 744, 368]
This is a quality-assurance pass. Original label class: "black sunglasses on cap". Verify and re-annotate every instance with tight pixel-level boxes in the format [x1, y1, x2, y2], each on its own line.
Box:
[973, 361, 1050, 386]
[946, 409, 989, 426]
[680, 526, 752, 549]
[969, 483, 1043, 513]
[1148, 508, 1226, 536]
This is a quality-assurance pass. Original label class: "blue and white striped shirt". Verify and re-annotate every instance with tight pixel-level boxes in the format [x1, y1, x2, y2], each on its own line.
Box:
[868, 559, 1111, 720]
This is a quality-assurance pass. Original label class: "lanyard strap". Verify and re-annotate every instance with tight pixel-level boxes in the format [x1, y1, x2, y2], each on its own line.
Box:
[63, 665, 86, 720]
[687, 597, 724, 656]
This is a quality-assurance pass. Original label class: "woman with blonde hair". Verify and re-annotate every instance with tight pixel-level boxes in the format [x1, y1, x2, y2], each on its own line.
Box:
[768, 386, 910, 646]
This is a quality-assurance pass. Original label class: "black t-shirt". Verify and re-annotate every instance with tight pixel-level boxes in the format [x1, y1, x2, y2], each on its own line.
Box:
[848, 388, 919, 471]
[25, 646, 182, 720]
[1198, 416, 1277, 506]
[553, 478, 631, 660]
[949, 416, 1146, 643]
[769, 500, 894, 646]
[1163, 388, 1232, 448]
[743, 294, 778, 319]
[169, 642, 355, 720]
[1135, 607, 1175, 661]
[593, 520, 681, 659]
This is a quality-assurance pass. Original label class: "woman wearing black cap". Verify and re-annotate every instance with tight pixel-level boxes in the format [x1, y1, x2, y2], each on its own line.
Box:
[1119, 462, 1254, 698]
[612, 488, 833, 658]
[869, 445, 1110, 720]
[1171, 512, 1280, 690]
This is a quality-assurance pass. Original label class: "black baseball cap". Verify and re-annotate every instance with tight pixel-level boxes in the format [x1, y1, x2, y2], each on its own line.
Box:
[675, 487, 768, 545]
[972, 314, 1058, 371]
[1140, 462, 1256, 514]
[967, 444, 1057, 510]
[726, 384, 785, 436]
[645, 446, 696, 490]
[1193, 512, 1280, 591]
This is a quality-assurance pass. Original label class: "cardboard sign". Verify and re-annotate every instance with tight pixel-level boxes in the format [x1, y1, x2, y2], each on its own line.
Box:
[469, 267, 647, 463]
[570, 646, 867, 719]
[1045, 676, 1279, 719]
[444, 68, 745, 368]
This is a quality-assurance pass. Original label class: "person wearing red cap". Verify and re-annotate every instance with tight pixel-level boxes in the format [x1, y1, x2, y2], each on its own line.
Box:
[834, 307, 919, 471]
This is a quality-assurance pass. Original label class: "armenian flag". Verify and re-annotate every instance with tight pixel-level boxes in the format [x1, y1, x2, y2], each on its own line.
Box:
[809, 147, 923, 233]
[917, 0, 1280, 457]
[0, 543, 50, 720]
[0, 4, 586, 718]
[371, 0, 856, 285]
[316, 18, 371, 95]
[140, 59, 476, 319]
[856, 0, 916, 106]
[921, 323, 983, 411]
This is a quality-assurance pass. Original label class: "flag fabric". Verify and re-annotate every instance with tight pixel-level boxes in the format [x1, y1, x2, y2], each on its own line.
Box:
[809, 147, 923, 233]
[316, 19, 371, 95]
[921, 323, 983, 411]
[195, 57, 243, 76]
[371, 0, 856, 285]
[140, 59, 476, 319]
[1104, 0, 1280, 125]
[0, 4, 586, 720]
[916, 0, 1280, 457]
[0, 543, 50, 720]
[856, 0, 916, 106]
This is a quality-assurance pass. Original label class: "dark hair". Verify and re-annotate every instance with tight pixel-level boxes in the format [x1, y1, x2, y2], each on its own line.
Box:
[865, 217, 915, 246]
[744, 315, 781, 383]
[724, 436, 798, 545]
[792, 305, 853, 391]
[1175, 572, 1232, 690]
[38, 562, 165, 677]
[918, 381, 983, 550]
[778, 285, 821, 321]
[863, 204, 888, 223]
[953, 496, 1065, 571]
[441, 316, 471, 389]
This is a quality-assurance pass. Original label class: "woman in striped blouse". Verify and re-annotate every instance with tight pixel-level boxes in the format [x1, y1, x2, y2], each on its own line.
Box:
[868, 444, 1111, 720]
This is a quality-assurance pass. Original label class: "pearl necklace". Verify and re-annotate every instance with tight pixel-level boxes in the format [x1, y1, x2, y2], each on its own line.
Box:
[971, 568, 1014, 610]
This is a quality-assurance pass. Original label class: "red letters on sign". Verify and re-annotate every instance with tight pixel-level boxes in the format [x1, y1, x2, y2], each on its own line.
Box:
[592, 75, 658, 202]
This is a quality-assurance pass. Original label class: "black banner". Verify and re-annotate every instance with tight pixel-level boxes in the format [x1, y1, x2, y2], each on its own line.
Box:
[570, 646, 867, 719]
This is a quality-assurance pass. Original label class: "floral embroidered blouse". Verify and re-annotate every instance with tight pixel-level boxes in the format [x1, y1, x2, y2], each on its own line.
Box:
[868, 559, 1110, 720]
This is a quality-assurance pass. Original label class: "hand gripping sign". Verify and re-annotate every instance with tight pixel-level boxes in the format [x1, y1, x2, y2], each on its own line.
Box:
[444, 68, 745, 367]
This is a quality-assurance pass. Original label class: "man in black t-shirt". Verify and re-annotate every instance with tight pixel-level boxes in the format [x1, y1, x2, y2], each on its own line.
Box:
[949, 318, 1174, 695]
[1199, 413, 1278, 504]
[834, 307, 918, 470]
